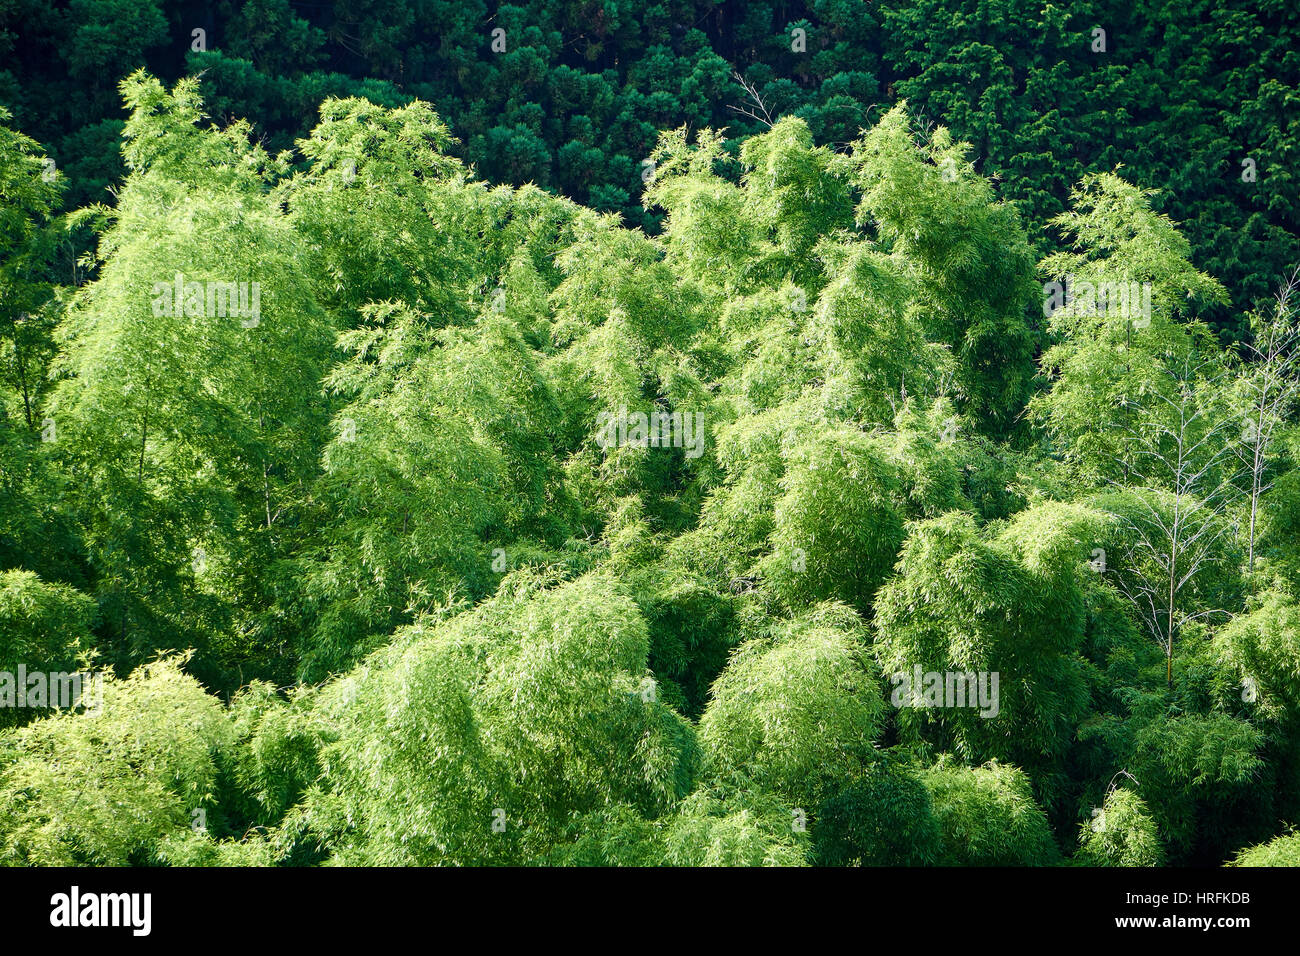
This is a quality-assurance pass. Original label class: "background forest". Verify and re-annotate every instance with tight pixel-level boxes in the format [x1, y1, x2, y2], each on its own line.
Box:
[1, 1, 1299, 867]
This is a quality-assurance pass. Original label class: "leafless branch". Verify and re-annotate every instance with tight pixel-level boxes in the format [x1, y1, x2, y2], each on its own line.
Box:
[727, 71, 776, 129]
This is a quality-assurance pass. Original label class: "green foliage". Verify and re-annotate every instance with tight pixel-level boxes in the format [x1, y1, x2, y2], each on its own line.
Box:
[1129, 711, 1264, 859]
[303, 571, 700, 865]
[640, 571, 737, 719]
[1217, 592, 1300, 729]
[0, 658, 229, 865]
[1229, 831, 1300, 867]
[921, 760, 1061, 866]
[1073, 788, 1165, 867]
[759, 426, 906, 613]
[1032, 173, 1228, 484]
[46, 73, 336, 685]
[221, 682, 323, 829]
[544, 785, 813, 867]
[814, 764, 943, 866]
[1255, 467, 1300, 592]
[874, 511, 1091, 777]
[0, 105, 64, 434]
[840, 104, 1038, 434]
[0, 571, 95, 729]
[0, 54, 1296, 868]
[3, 0, 1295, 328]
[698, 605, 883, 808]
[660, 787, 811, 866]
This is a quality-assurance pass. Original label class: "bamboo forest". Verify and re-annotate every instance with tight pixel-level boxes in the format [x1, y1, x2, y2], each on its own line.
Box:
[1, 1, 1299, 881]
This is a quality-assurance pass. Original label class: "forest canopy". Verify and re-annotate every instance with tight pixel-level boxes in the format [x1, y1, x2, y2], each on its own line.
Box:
[1, 0, 1296, 341]
[1, 6, 1299, 868]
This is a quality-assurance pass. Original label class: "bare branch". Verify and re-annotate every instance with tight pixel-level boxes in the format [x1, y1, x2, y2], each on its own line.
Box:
[727, 72, 776, 129]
